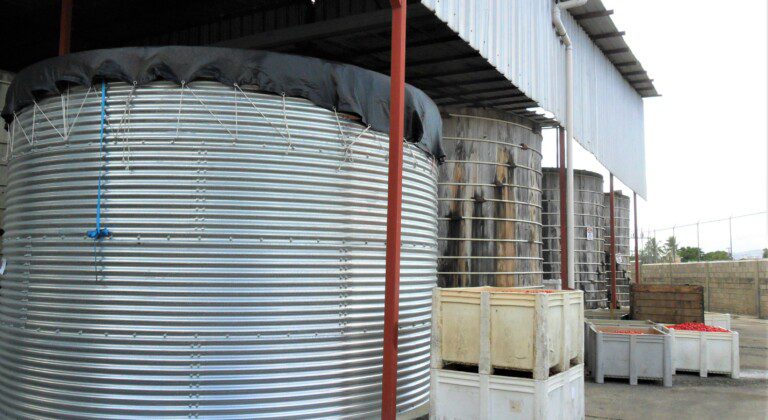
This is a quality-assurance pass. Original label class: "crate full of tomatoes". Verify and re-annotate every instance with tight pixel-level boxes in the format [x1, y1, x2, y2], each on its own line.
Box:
[664, 322, 739, 378]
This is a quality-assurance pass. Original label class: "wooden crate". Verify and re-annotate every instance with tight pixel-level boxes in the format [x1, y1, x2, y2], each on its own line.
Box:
[431, 287, 584, 379]
[629, 284, 704, 324]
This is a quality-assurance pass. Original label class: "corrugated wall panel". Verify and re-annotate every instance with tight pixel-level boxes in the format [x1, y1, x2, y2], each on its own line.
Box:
[421, 0, 647, 198]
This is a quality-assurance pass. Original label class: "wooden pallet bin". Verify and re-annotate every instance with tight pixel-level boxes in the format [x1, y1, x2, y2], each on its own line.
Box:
[630, 284, 704, 324]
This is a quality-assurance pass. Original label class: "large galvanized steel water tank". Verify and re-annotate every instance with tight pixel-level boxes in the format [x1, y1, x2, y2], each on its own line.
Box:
[604, 191, 632, 307]
[541, 168, 606, 308]
[0, 70, 11, 235]
[437, 109, 542, 287]
[0, 50, 440, 418]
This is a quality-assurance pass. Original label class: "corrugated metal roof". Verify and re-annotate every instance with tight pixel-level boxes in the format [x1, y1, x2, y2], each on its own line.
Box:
[420, 0, 650, 198]
[569, 0, 658, 97]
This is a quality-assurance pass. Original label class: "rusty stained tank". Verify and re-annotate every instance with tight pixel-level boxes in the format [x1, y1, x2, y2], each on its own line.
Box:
[541, 168, 607, 308]
[437, 108, 543, 288]
[604, 190, 632, 307]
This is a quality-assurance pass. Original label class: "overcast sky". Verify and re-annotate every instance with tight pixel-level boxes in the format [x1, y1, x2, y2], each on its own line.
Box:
[542, 0, 768, 256]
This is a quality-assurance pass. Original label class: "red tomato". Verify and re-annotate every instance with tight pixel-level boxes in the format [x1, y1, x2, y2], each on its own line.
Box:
[512, 290, 556, 294]
[606, 330, 646, 335]
[668, 322, 729, 333]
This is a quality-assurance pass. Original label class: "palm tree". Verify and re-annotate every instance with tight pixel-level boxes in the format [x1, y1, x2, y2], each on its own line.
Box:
[665, 236, 679, 262]
[641, 237, 662, 263]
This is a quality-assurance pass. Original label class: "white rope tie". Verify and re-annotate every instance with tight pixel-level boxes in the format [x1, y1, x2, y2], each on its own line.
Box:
[113, 82, 137, 170]
[333, 108, 349, 170]
[61, 91, 68, 137]
[280, 93, 293, 151]
[351, 125, 371, 146]
[12, 112, 32, 146]
[4, 121, 15, 162]
[233, 85, 238, 144]
[185, 83, 237, 141]
[64, 85, 93, 140]
[175, 80, 185, 143]
[407, 142, 417, 169]
[31, 105, 36, 144]
[334, 107, 372, 170]
[233, 84, 292, 148]
[8, 126, 15, 160]
[33, 101, 65, 140]
[343, 125, 371, 165]
[333, 107, 346, 143]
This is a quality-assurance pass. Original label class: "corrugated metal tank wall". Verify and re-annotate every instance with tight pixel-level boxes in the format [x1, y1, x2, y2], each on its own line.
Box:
[0, 71, 11, 237]
[0, 81, 438, 418]
[541, 168, 606, 308]
[437, 109, 542, 287]
[603, 191, 631, 307]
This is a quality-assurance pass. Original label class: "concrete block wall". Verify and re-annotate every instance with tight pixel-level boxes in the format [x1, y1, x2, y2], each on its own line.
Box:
[641, 260, 768, 319]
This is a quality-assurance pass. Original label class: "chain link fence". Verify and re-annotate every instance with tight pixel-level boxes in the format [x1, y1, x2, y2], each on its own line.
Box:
[636, 211, 768, 263]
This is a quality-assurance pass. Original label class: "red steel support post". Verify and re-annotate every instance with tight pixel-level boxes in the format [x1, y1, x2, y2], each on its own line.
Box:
[633, 192, 639, 285]
[609, 174, 617, 310]
[382, 1, 406, 418]
[59, 0, 73, 56]
[558, 127, 568, 289]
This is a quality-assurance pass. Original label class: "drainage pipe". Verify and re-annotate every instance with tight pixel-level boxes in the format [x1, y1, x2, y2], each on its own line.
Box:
[610, 174, 617, 310]
[634, 192, 640, 284]
[553, 0, 588, 289]
[558, 127, 569, 289]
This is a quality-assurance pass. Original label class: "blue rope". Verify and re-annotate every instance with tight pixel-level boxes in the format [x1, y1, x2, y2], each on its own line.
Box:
[87, 81, 110, 240]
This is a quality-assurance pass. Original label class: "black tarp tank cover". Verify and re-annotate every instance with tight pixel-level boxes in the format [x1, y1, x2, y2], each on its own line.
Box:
[2, 46, 444, 161]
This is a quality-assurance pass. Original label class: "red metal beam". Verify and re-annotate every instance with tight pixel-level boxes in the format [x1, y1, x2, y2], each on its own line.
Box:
[558, 127, 568, 290]
[634, 192, 639, 284]
[381, 1, 406, 418]
[58, 0, 73, 56]
[609, 174, 617, 310]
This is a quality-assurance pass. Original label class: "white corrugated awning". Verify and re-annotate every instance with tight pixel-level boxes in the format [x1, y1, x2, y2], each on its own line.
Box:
[420, 0, 654, 198]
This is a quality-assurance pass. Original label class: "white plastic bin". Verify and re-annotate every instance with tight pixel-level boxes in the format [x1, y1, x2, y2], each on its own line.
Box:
[433, 287, 584, 379]
[583, 319, 656, 373]
[587, 324, 673, 386]
[704, 312, 732, 330]
[667, 327, 740, 378]
[430, 364, 585, 420]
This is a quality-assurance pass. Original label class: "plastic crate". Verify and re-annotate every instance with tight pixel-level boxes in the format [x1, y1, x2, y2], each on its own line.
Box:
[704, 312, 732, 330]
[432, 287, 584, 379]
[430, 364, 585, 420]
[587, 323, 673, 386]
[583, 319, 656, 373]
[666, 327, 740, 378]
